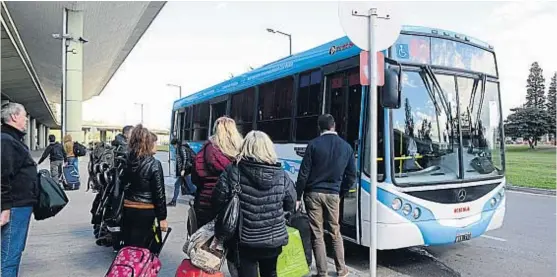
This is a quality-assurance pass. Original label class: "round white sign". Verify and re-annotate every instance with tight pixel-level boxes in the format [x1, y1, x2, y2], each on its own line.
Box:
[338, 1, 403, 51]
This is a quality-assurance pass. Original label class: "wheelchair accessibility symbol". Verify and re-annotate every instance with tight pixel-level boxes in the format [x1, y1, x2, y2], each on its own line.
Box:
[397, 44, 409, 59]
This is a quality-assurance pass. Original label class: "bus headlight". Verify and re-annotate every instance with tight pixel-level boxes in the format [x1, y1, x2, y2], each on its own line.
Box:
[391, 198, 402, 210]
[413, 207, 421, 219]
[402, 203, 412, 215]
[498, 188, 505, 199]
[490, 198, 497, 207]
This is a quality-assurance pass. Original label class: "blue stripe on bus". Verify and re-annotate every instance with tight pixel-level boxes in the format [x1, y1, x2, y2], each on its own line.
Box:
[173, 25, 493, 111]
[361, 179, 500, 246]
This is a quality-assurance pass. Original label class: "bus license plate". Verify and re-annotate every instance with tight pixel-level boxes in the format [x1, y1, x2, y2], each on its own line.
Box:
[455, 232, 472, 242]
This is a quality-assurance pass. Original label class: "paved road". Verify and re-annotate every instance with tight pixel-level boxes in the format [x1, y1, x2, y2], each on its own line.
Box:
[341, 191, 556, 277]
[20, 152, 555, 276]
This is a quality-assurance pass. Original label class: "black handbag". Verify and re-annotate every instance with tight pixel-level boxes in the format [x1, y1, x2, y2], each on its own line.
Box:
[215, 170, 241, 242]
[34, 169, 70, 220]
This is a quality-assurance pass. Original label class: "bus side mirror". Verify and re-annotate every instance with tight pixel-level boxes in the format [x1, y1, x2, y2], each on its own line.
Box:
[381, 64, 402, 109]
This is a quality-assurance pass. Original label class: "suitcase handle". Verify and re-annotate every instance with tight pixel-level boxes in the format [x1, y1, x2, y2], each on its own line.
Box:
[152, 227, 172, 257]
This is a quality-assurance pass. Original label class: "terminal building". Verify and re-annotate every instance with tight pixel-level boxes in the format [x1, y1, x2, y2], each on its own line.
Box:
[1, 1, 166, 149]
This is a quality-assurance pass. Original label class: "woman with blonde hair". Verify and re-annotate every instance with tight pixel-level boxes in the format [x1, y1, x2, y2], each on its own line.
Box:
[121, 125, 168, 251]
[63, 134, 79, 173]
[212, 130, 296, 277]
[191, 116, 243, 227]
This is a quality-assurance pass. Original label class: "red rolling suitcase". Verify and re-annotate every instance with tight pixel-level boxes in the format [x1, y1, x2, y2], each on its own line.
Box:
[175, 259, 224, 277]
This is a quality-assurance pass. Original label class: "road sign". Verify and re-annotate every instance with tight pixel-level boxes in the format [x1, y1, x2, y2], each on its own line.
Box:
[338, 3, 402, 277]
[338, 2, 402, 51]
[360, 51, 385, 86]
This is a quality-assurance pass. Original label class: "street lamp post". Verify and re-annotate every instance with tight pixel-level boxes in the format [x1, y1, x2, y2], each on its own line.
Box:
[166, 83, 182, 99]
[266, 28, 292, 56]
[134, 103, 144, 125]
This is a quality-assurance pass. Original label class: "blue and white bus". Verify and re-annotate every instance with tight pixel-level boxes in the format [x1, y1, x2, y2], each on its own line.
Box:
[170, 25, 506, 249]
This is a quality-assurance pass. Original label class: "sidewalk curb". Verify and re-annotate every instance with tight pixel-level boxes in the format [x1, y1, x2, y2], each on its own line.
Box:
[506, 184, 556, 196]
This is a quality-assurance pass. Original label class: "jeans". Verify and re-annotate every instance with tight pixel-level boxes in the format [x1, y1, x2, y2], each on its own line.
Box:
[1, 206, 33, 277]
[172, 175, 196, 202]
[304, 192, 347, 276]
[49, 160, 63, 181]
[67, 157, 79, 174]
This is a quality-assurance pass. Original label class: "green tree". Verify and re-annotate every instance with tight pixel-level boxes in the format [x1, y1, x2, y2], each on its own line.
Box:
[404, 98, 414, 137]
[504, 106, 549, 149]
[547, 73, 557, 141]
[525, 62, 546, 109]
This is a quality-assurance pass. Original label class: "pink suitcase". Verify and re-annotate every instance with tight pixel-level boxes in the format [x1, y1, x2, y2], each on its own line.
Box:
[106, 228, 172, 277]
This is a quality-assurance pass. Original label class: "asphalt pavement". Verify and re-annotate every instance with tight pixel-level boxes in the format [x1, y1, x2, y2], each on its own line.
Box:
[18, 151, 556, 277]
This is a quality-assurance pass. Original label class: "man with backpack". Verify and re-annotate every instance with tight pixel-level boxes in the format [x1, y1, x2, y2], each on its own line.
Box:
[167, 138, 196, 207]
[38, 135, 66, 182]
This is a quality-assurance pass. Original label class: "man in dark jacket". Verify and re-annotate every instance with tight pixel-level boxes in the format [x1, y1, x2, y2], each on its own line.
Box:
[1, 102, 38, 277]
[111, 125, 133, 151]
[296, 114, 356, 277]
[168, 138, 196, 206]
[38, 134, 66, 181]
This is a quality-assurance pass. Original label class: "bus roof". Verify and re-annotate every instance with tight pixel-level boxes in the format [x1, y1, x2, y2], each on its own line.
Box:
[173, 25, 492, 110]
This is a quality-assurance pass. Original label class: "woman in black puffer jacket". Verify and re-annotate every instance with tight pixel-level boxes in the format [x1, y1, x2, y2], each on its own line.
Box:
[121, 125, 168, 252]
[212, 130, 296, 277]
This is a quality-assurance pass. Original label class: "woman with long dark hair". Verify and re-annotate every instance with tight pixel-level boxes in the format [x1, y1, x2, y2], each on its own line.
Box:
[121, 125, 168, 251]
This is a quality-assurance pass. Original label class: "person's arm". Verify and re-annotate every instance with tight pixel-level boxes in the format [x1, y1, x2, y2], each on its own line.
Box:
[283, 174, 297, 213]
[295, 144, 313, 201]
[150, 160, 167, 221]
[211, 166, 233, 214]
[37, 144, 51, 164]
[1, 140, 16, 211]
[341, 148, 357, 194]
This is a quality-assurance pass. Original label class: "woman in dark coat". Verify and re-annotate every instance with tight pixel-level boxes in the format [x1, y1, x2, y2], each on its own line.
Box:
[212, 130, 296, 277]
[121, 125, 168, 251]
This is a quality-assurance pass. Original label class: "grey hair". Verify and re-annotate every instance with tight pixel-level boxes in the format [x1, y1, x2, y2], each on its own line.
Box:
[1, 102, 25, 123]
[238, 130, 277, 165]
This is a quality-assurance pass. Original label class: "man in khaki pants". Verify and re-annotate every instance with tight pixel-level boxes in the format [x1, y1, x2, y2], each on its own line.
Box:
[296, 114, 357, 277]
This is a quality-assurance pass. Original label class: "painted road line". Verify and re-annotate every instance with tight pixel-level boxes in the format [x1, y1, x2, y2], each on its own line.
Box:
[480, 235, 507, 242]
[507, 190, 556, 198]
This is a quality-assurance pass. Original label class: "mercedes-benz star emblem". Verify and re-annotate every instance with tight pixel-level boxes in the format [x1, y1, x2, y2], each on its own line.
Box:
[457, 189, 467, 202]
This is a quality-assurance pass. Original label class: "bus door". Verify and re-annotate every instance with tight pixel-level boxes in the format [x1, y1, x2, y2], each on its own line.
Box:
[325, 68, 362, 240]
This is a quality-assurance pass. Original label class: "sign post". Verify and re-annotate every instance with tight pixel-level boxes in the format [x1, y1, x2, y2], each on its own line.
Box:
[338, 2, 401, 277]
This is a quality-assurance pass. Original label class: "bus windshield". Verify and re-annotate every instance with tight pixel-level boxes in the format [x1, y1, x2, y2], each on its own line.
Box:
[391, 67, 504, 185]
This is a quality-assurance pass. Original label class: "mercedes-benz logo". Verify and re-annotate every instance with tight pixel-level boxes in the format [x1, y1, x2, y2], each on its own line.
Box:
[457, 189, 467, 202]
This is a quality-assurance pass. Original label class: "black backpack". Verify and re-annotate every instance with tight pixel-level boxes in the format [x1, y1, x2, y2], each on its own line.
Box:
[74, 142, 87, 157]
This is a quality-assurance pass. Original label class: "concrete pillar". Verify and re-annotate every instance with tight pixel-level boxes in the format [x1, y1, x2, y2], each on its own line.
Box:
[46, 127, 50, 145]
[38, 124, 45, 149]
[83, 129, 89, 145]
[100, 130, 107, 142]
[30, 118, 37, 150]
[65, 9, 84, 143]
[25, 115, 31, 148]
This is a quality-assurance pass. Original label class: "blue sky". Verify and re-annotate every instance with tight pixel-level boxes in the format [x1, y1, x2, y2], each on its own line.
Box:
[83, 1, 557, 129]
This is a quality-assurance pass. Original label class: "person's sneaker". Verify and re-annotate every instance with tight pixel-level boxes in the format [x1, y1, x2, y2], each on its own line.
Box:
[167, 201, 176, 207]
[338, 269, 350, 277]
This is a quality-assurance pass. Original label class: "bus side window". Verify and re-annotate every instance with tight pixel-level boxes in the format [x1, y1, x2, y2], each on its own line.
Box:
[192, 103, 209, 141]
[295, 70, 322, 141]
[256, 77, 293, 141]
[230, 88, 255, 136]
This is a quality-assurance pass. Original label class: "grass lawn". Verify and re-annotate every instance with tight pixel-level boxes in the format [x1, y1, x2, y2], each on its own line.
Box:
[505, 145, 556, 190]
[156, 144, 169, 152]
